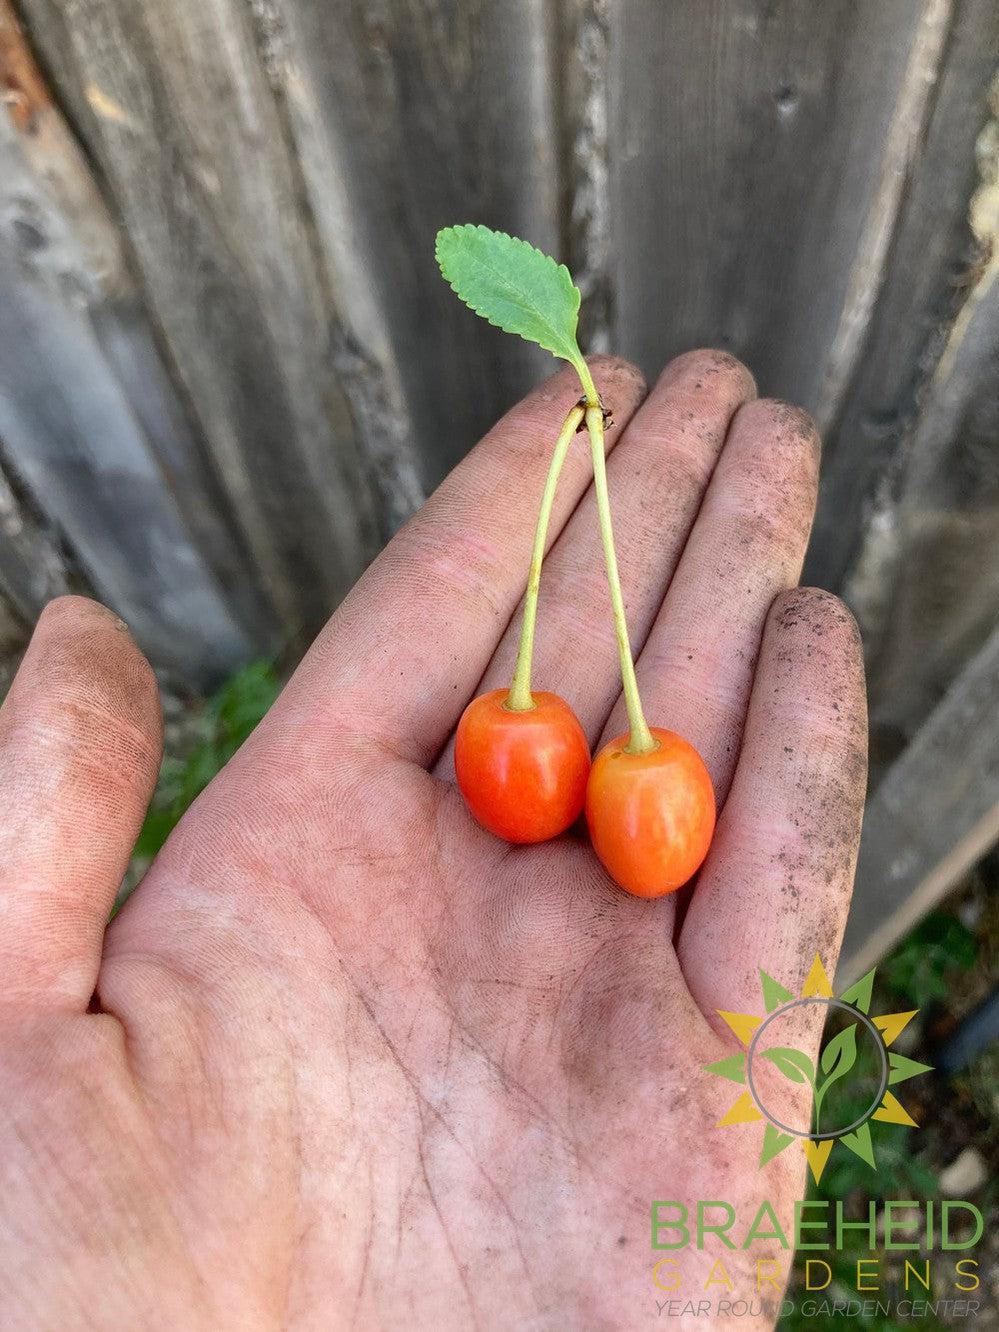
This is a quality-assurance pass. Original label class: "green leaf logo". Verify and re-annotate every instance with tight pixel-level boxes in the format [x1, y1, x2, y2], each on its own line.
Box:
[705, 958, 933, 1185]
[814, 1023, 858, 1117]
[435, 225, 590, 388]
[758, 1047, 816, 1087]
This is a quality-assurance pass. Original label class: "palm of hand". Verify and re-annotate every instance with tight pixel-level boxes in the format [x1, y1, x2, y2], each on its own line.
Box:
[0, 353, 866, 1330]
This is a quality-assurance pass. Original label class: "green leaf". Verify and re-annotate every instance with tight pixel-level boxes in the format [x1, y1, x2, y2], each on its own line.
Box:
[435, 224, 588, 384]
[759, 1047, 815, 1086]
[814, 1024, 858, 1115]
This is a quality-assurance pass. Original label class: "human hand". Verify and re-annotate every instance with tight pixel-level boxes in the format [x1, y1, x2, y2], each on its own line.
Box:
[0, 352, 866, 1329]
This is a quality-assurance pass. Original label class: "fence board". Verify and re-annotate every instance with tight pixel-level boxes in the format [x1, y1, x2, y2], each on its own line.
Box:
[17, 0, 381, 634]
[805, 0, 999, 594]
[1, 0, 257, 679]
[863, 235, 999, 744]
[257, 0, 563, 491]
[839, 624, 999, 984]
[0, 456, 68, 619]
[0, 249, 252, 680]
[608, 0, 936, 412]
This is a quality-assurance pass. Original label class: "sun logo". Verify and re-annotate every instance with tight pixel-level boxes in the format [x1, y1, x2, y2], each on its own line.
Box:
[704, 955, 932, 1185]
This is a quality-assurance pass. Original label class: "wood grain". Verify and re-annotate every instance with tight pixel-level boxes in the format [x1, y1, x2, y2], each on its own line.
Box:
[806, 0, 999, 594]
[257, 0, 564, 488]
[1, 0, 256, 680]
[0, 244, 252, 681]
[16, 0, 381, 634]
[864, 242, 999, 745]
[839, 624, 999, 984]
[609, 0, 930, 408]
[0, 455, 68, 620]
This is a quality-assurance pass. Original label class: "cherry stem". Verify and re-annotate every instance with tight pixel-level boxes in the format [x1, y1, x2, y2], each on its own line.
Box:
[505, 402, 587, 712]
[574, 357, 599, 410]
[584, 403, 657, 755]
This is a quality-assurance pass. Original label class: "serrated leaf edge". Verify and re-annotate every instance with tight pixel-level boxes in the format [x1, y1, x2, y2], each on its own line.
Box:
[435, 223, 585, 372]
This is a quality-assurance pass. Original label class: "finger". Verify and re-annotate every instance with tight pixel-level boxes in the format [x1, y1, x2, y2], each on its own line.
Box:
[677, 588, 867, 1038]
[0, 597, 162, 1009]
[435, 349, 756, 777]
[598, 400, 820, 805]
[275, 356, 647, 768]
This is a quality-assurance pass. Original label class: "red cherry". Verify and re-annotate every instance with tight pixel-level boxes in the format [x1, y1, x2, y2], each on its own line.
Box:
[455, 690, 590, 843]
[586, 728, 715, 897]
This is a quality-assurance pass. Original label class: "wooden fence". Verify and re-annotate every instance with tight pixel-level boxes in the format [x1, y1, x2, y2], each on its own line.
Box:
[1, 0, 998, 966]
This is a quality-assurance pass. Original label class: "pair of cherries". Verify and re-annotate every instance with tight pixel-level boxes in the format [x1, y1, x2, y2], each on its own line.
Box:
[453, 399, 716, 899]
[456, 691, 714, 897]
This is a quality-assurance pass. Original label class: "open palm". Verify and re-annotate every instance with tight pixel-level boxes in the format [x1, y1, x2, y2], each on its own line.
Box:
[0, 352, 866, 1329]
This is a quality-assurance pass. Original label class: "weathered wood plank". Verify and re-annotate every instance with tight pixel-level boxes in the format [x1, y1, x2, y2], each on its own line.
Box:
[16, 0, 381, 632]
[858, 203, 999, 747]
[253, 0, 563, 487]
[557, 0, 612, 353]
[1, 0, 259, 680]
[610, 0, 939, 410]
[0, 247, 252, 681]
[806, 0, 999, 593]
[838, 624, 999, 985]
[0, 455, 69, 619]
[0, 588, 28, 697]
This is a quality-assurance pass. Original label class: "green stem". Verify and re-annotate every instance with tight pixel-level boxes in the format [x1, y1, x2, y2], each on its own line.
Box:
[505, 403, 587, 712]
[584, 404, 656, 755]
[574, 357, 600, 410]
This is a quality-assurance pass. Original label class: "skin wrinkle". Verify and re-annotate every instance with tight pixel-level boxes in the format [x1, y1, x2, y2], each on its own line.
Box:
[345, 1155, 375, 1331]
[275, 1019, 310, 1331]
[437, 1023, 542, 1312]
[444, 1006, 595, 1179]
[416, 1127, 483, 1332]
[4, 1023, 215, 1324]
[353, 936, 614, 1206]
[0, 352, 867, 1330]
[679, 586, 866, 1039]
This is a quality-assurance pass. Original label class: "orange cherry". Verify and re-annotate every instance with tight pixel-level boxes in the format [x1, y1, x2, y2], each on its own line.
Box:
[455, 689, 590, 843]
[585, 728, 715, 897]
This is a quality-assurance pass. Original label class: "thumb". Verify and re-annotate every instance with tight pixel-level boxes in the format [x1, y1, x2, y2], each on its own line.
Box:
[0, 597, 162, 1009]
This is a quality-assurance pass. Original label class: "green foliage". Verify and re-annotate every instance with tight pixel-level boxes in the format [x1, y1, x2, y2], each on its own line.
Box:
[881, 911, 977, 1004]
[435, 225, 589, 386]
[134, 660, 280, 861]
